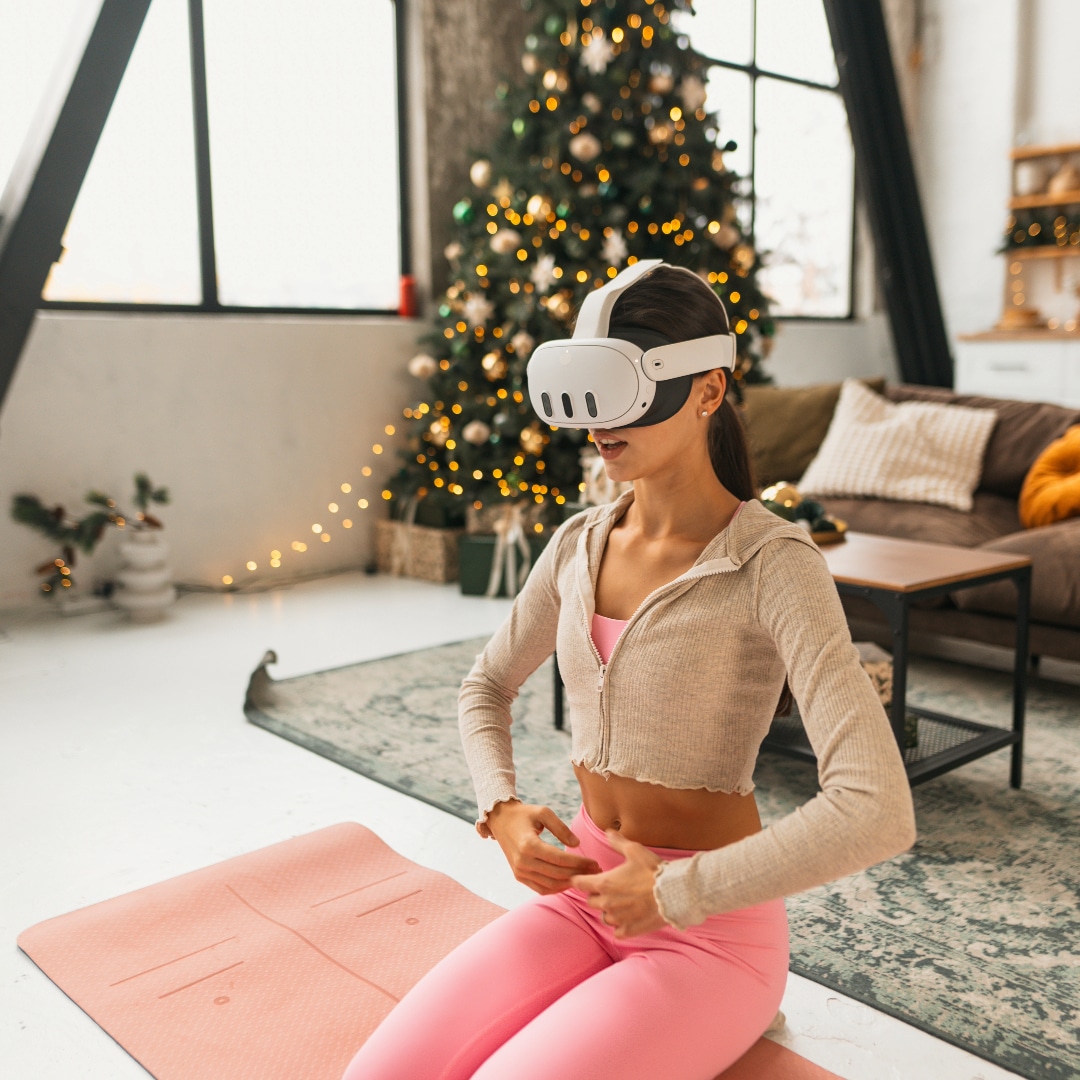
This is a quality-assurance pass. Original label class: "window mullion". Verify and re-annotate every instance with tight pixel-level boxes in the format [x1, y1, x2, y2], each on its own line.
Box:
[187, 0, 218, 309]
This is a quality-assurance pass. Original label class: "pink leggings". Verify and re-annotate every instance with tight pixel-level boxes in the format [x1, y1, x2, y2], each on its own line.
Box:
[341, 806, 789, 1080]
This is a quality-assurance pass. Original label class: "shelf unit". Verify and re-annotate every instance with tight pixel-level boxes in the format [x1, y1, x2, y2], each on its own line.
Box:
[997, 141, 1080, 330]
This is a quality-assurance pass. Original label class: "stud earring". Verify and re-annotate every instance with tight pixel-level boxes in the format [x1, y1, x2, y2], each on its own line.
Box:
[701, 411, 709, 417]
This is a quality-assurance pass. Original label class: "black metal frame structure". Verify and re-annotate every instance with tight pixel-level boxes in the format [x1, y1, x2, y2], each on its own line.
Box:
[762, 561, 1032, 789]
[822, 0, 953, 386]
[0, 0, 152, 417]
[694, 2, 857, 322]
[32, 0, 409, 319]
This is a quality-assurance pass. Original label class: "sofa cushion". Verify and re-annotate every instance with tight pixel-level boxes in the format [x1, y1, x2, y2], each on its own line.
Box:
[1019, 424, 1080, 528]
[884, 384, 1080, 499]
[739, 376, 886, 488]
[807, 491, 1023, 548]
[797, 379, 997, 511]
[951, 518, 1080, 629]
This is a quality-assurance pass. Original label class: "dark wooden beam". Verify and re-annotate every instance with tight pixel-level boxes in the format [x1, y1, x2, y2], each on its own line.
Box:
[823, 0, 953, 387]
[0, 0, 151, 418]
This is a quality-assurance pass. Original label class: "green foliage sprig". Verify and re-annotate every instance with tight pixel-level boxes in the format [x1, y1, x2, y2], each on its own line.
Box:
[10, 473, 170, 595]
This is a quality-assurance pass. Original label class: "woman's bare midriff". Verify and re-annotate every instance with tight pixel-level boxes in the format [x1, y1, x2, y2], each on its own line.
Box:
[574, 763, 762, 851]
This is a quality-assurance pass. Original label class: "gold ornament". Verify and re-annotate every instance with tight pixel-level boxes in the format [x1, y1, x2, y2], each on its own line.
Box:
[648, 123, 673, 145]
[760, 482, 801, 507]
[469, 159, 492, 188]
[428, 421, 449, 448]
[482, 350, 509, 381]
[527, 194, 553, 219]
[731, 243, 756, 272]
[648, 72, 675, 94]
[520, 423, 546, 456]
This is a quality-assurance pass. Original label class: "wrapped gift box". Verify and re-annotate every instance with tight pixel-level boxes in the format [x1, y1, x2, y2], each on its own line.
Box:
[459, 534, 551, 597]
[375, 519, 463, 584]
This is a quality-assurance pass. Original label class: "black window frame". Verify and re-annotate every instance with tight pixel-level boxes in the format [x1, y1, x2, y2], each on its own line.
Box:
[38, 0, 410, 317]
[693, 1, 857, 322]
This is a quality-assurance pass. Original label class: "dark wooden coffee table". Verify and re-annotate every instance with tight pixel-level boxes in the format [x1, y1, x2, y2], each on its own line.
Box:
[552, 531, 1033, 789]
[762, 531, 1033, 788]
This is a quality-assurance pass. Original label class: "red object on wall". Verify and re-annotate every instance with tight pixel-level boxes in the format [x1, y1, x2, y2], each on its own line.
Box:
[398, 274, 417, 317]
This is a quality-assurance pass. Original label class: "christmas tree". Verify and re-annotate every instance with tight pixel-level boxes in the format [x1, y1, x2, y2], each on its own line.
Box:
[391, 0, 776, 532]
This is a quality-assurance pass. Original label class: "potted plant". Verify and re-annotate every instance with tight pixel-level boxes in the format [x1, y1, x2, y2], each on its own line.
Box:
[11, 474, 174, 620]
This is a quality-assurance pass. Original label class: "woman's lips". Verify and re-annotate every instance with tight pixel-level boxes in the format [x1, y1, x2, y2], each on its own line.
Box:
[595, 438, 627, 461]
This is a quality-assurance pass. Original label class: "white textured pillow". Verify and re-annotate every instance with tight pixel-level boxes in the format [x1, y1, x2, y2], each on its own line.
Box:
[798, 379, 998, 512]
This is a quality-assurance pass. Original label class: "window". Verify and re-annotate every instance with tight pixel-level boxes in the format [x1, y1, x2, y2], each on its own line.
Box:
[3, 0, 405, 313]
[673, 0, 855, 318]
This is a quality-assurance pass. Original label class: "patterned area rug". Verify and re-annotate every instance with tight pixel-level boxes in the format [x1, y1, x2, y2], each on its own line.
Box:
[245, 640, 1080, 1080]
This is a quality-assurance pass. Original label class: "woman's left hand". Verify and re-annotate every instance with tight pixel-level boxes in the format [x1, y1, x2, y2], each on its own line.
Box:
[569, 830, 670, 939]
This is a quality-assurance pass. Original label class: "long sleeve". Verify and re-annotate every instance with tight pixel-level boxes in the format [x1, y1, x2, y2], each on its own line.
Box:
[653, 537, 917, 929]
[458, 518, 576, 831]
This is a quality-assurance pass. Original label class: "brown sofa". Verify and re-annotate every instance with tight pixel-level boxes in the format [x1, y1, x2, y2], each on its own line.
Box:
[741, 381, 1080, 666]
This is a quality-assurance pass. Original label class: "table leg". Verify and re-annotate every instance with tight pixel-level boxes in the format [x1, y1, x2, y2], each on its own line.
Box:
[1010, 566, 1031, 789]
[553, 652, 564, 731]
[852, 587, 910, 753]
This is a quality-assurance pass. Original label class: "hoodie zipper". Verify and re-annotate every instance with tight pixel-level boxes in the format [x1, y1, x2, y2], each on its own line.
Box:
[589, 561, 738, 769]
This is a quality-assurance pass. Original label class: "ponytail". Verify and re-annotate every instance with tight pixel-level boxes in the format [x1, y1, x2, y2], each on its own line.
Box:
[706, 393, 757, 503]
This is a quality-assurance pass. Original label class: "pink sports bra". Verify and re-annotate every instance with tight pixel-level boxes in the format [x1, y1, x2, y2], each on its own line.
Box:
[590, 613, 628, 664]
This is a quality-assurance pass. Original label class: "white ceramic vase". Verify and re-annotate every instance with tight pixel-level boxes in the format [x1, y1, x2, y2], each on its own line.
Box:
[113, 529, 177, 622]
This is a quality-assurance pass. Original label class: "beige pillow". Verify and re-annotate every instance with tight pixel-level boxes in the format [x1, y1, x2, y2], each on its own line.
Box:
[798, 379, 998, 512]
[740, 376, 886, 488]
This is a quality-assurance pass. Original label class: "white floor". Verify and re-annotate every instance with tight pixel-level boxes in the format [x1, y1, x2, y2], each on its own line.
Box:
[0, 571, 1024, 1080]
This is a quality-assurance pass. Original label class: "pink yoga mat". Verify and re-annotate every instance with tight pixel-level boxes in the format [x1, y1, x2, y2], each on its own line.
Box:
[19, 823, 841, 1079]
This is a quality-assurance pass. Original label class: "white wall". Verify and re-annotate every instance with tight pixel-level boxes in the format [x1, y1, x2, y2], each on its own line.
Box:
[913, 0, 1080, 337]
[0, 313, 419, 609]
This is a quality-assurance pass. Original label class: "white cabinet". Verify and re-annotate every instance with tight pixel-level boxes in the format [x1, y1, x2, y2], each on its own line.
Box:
[955, 335, 1080, 407]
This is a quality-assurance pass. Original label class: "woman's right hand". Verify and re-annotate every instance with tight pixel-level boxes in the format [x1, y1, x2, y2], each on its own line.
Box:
[486, 800, 601, 894]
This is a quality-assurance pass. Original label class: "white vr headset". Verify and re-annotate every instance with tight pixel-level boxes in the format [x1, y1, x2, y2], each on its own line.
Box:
[526, 259, 736, 430]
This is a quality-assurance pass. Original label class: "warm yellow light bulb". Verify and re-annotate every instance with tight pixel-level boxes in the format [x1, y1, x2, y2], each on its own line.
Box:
[312, 523, 323, 533]
[343, 518, 353, 528]
[358, 498, 369, 509]
[270, 549, 281, 559]
[321, 533, 331, 542]
[362, 466, 373, 476]
[246, 561, 257, 571]
[222, 575, 233, 585]
[373, 444, 383, 454]
[341, 482, 352, 493]
[384, 424, 395, 436]
[329, 502, 339, 513]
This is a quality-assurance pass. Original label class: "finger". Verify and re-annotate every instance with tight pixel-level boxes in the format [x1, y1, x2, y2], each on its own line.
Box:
[538, 807, 581, 848]
[569, 871, 608, 893]
[529, 839, 601, 873]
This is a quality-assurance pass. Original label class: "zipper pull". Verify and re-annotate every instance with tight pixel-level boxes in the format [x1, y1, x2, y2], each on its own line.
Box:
[597, 663, 607, 693]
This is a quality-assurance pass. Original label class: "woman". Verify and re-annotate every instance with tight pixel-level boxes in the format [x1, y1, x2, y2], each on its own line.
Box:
[343, 265, 916, 1080]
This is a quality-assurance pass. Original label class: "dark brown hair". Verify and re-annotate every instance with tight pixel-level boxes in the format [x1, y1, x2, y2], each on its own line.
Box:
[608, 265, 757, 501]
[608, 265, 794, 718]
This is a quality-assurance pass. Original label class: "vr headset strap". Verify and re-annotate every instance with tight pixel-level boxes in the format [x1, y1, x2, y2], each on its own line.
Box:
[573, 258, 662, 339]
[642, 333, 736, 379]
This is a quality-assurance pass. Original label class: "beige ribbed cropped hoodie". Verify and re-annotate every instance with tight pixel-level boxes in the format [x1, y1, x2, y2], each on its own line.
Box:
[458, 490, 917, 930]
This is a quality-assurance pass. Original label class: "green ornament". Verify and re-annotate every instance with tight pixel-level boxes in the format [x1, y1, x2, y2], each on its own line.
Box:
[638, 196, 652, 213]
[495, 82, 509, 100]
[544, 13, 563, 37]
[438, 303, 451, 317]
[452, 199, 474, 225]
[556, 200, 570, 218]
[512, 117, 526, 137]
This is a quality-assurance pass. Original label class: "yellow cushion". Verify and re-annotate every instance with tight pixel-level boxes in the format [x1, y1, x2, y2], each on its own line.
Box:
[1019, 425, 1080, 528]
